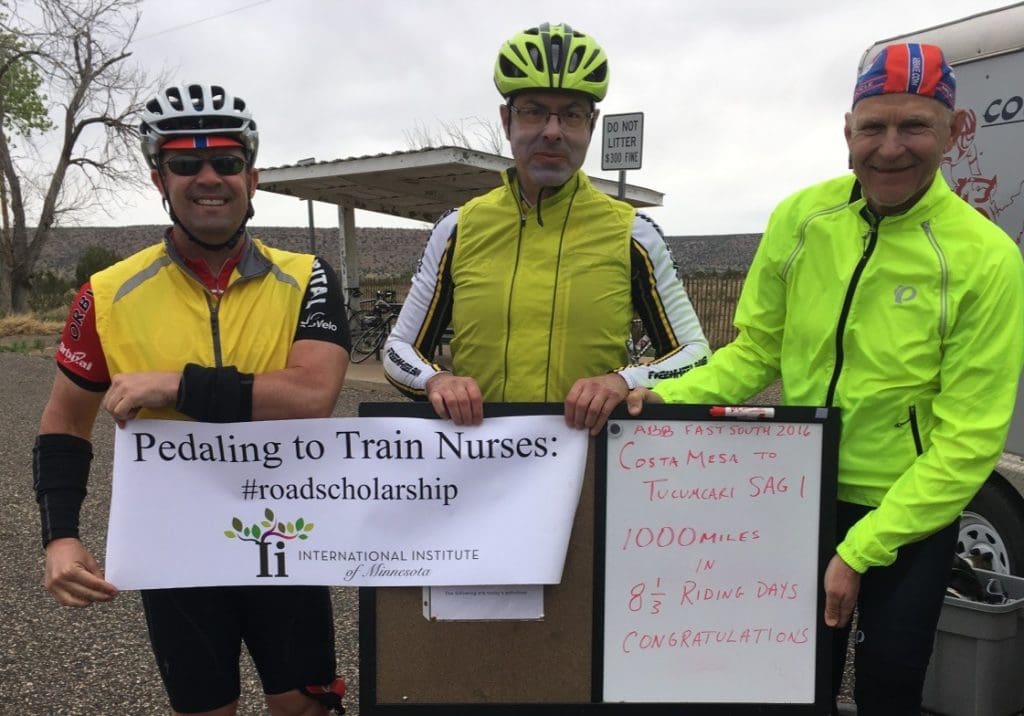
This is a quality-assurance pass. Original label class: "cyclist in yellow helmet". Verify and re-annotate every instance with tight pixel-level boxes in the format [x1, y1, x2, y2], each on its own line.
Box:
[384, 22, 709, 434]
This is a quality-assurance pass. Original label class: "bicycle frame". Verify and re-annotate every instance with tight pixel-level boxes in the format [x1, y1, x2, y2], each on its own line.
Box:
[350, 290, 402, 363]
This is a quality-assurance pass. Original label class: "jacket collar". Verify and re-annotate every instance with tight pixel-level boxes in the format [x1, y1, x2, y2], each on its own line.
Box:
[848, 170, 952, 226]
[163, 228, 272, 281]
[502, 168, 585, 217]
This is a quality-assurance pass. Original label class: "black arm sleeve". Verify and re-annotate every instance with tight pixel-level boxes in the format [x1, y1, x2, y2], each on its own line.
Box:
[33, 433, 93, 547]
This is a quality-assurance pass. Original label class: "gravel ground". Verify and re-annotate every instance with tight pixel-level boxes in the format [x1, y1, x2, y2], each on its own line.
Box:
[0, 351, 857, 715]
[0, 351, 402, 715]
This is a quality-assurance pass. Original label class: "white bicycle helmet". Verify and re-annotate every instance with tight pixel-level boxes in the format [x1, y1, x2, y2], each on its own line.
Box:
[139, 83, 258, 168]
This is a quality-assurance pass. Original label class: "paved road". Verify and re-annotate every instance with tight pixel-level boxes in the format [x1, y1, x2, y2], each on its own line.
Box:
[0, 351, 402, 715]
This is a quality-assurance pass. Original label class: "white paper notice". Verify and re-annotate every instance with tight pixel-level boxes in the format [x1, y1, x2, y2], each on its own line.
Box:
[422, 584, 545, 621]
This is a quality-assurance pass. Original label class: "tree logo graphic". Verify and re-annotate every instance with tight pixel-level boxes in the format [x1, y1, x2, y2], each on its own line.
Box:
[224, 508, 314, 578]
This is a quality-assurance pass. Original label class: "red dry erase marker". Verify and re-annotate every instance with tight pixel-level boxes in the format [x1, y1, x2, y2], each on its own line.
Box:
[709, 406, 775, 419]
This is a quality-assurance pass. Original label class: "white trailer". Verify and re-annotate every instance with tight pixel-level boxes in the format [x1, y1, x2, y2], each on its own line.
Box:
[862, 2, 1024, 575]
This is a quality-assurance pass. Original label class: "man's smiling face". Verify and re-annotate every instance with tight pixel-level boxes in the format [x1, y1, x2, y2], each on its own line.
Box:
[151, 146, 257, 245]
[845, 93, 962, 216]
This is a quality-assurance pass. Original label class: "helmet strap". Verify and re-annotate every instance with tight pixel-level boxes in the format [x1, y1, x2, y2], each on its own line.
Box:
[158, 167, 253, 252]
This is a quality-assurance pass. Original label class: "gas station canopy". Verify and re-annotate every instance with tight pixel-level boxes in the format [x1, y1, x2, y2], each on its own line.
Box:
[257, 146, 663, 222]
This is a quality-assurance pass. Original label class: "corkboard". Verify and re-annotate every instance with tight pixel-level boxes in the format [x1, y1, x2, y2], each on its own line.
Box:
[357, 402, 838, 714]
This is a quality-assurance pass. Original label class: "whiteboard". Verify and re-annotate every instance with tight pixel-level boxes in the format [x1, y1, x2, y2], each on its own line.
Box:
[597, 405, 838, 707]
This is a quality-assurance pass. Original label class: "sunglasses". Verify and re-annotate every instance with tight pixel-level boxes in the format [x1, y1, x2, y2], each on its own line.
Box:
[162, 154, 248, 177]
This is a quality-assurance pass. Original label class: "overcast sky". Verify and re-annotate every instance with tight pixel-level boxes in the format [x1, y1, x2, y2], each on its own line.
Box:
[79, 0, 1011, 235]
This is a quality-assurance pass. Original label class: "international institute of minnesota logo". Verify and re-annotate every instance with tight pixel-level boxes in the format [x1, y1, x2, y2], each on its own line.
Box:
[224, 508, 315, 578]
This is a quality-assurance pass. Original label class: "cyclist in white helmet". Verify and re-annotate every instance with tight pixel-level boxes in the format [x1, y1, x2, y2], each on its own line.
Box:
[34, 83, 350, 715]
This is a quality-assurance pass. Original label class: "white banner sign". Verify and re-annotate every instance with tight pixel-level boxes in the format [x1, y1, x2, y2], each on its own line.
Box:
[105, 415, 587, 590]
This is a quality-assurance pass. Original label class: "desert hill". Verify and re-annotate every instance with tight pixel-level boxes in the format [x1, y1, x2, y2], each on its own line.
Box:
[36, 226, 760, 278]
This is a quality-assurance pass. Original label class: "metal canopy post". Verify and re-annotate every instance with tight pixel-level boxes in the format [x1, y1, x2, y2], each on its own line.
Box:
[338, 203, 359, 305]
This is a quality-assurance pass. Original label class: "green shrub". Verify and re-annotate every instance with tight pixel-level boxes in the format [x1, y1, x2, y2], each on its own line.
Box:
[75, 245, 121, 286]
[28, 270, 76, 314]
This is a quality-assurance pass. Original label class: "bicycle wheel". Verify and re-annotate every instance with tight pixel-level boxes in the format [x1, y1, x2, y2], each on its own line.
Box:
[347, 309, 368, 346]
[351, 323, 386, 363]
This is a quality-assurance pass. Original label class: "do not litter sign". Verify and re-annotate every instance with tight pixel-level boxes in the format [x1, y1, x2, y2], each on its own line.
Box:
[601, 112, 643, 171]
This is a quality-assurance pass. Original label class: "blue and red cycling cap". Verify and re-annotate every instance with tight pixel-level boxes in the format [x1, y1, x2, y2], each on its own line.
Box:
[853, 42, 956, 110]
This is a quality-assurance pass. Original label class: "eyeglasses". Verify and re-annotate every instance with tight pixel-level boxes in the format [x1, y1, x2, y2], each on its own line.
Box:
[508, 104, 594, 130]
[162, 154, 248, 177]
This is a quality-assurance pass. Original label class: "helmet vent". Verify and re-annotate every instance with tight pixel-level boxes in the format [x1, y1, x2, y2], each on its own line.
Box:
[186, 84, 204, 110]
[527, 45, 544, 71]
[567, 46, 584, 73]
[584, 62, 608, 83]
[584, 49, 608, 83]
[499, 55, 528, 79]
[208, 85, 226, 110]
[165, 87, 184, 112]
[153, 115, 246, 132]
[548, 35, 564, 72]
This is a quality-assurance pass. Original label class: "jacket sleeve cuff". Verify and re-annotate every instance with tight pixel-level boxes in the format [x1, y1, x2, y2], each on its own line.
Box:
[835, 542, 870, 575]
[836, 516, 898, 574]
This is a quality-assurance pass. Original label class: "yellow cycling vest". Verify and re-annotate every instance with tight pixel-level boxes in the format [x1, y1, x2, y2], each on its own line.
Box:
[90, 236, 313, 420]
[451, 170, 637, 401]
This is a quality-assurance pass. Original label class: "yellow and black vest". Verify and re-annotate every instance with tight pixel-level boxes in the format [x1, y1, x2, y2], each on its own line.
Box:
[451, 170, 636, 401]
[90, 236, 313, 420]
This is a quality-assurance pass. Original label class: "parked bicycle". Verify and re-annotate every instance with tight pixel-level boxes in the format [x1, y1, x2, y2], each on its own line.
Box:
[344, 287, 363, 344]
[625, 316, 653, 363]
[349, 290, 401, 363]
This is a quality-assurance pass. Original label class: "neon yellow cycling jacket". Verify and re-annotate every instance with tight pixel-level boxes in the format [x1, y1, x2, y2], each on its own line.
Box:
[653, 172, 1024, 572]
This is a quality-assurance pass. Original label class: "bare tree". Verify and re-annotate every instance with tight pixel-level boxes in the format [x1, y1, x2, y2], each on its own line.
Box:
[0, 0, 160, 312]
[404, 116, 507, 155]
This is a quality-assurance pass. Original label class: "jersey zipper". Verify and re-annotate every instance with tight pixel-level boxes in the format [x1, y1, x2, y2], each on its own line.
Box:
[165, 236, 272, 370]
[541, 179, 579, 399]
[501, 211, 527, 401]
[204, 269, 263, 369]
[824, 209, 879, 406]
[207, 293, 223, 367]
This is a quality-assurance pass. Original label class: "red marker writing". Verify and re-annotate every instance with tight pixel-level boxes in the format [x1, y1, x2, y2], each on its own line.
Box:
[709, 406, 775, 419]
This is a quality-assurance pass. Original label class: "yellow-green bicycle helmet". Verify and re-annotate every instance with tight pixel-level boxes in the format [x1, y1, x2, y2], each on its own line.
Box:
[494, 22, 609, 101]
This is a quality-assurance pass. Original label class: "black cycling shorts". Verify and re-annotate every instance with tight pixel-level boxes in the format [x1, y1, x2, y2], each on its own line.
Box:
[140, 585, 336, 713]
[830, 501, 957, 715]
